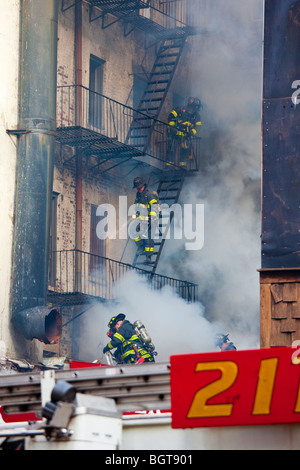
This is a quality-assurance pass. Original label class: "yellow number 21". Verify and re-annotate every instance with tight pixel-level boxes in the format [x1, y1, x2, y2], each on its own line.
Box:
[187, 361, 238, 418]
[187, 357, 280, 420]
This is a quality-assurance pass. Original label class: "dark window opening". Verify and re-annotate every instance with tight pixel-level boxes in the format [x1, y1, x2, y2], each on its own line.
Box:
[89, 55, 105, 129]
[90, 204, 107, 274]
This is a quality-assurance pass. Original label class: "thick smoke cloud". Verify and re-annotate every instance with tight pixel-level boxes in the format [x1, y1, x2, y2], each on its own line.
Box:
[76, 1, 264, 362]
[78, 271, 221, 363]
[159, 0, 264, 349]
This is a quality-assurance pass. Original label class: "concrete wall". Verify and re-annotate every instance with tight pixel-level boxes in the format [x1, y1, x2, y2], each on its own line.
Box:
[0, 1, 20, 358]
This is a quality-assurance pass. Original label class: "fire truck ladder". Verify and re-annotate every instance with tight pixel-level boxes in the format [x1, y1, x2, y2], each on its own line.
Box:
[0, 362, 171, 416]
[126, 31, 188, 154]
[133, 172, 185, 274]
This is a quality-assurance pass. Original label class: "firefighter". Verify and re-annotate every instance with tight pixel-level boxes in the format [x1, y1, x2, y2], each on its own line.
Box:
[215, 333, 237, 351]
[167, 97, 202, 167]
[103, 314, 155, 364]
[132, 176, 159, 265]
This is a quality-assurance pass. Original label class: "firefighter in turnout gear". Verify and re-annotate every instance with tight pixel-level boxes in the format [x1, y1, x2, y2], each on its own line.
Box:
[132, 177, 159, 265]
[167, 97, 202, 168]
[103, 314, 155, 364]
[215, 333, 237, 351]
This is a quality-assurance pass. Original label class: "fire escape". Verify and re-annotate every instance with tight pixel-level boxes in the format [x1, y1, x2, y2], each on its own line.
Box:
[55, 0, 201, 294]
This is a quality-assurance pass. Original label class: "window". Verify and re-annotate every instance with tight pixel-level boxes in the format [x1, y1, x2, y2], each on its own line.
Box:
[89, 55, 105, 129]
[90, 204, 107, 274]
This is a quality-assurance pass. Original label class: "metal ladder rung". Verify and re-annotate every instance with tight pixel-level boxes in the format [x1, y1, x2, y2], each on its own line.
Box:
[148, 80, 169, 85]
[138, 107, 159, 112]
[130, 126, 152, 130]
[154, 61, 176, 67]
[144, 88, 166, 94]
[150, 71, 173, 76]
[140, 98, 162, 103]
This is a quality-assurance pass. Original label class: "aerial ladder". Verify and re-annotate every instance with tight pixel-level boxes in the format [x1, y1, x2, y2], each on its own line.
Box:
[0, 362, 170, 450]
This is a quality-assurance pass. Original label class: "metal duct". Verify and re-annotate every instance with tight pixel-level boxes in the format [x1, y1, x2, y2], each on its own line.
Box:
[10, 0, 61, 343]
[13, 306, 62, 344]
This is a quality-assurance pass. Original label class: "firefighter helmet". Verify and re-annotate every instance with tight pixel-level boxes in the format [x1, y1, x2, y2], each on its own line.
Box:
[187, 97, 202, 111]
[108, 313, 126, 330]
[215, 333, 229, 348]
[133, 176, 146, 189]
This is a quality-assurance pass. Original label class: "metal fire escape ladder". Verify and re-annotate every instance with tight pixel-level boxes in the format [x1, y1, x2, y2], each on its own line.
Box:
[133, 173, 185, 274]
[126, 33, 187, 155]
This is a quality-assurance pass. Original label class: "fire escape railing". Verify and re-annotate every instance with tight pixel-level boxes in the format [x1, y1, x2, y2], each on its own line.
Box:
[142, 0, 191, 29]
[87, 0, 199, 34]
[48, 249, 199, 303]
[56, 84, 200, 170]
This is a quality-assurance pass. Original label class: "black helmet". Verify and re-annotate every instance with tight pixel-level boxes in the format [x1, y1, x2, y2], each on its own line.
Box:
[187, 97, 201, 111]
[133, 176, 146, 189]
[215, 333, 229, 348]
[108, 313, 126, 330]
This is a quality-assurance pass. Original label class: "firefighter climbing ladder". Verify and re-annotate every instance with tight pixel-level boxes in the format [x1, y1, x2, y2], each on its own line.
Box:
[132, 173, 185, 274]
[86, 1, 196, 160]
[126, 31, 188, 154]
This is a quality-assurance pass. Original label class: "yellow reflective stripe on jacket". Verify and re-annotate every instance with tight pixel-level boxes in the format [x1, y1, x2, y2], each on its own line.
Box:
[123, 348, 152, 359]
[129, 334, 139, 342]
[148, 198, 158, 205]
[114, 332, 125, 343]
[123, 334, 140, 348]
[107, 342, 113, 350]
[123, 349, 136, 358]
[124, 334, 139, 345]
[171, 110, 178, 117]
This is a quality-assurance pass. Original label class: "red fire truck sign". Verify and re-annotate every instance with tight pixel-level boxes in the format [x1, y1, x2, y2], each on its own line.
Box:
[170, 347, 300, 428]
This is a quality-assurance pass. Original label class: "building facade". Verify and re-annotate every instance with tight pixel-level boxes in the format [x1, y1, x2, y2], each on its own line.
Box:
[0, 0, 203, 362]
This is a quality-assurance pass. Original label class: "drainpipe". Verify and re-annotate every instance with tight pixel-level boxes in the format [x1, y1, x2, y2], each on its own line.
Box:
[75, 1, 83, 292]
[10, 0, 62, 346]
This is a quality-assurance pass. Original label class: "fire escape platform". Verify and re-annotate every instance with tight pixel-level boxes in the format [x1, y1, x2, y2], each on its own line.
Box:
[47, 291, 101, 307]
[87, 0, 200, 39]
[56, 125, 144, 161]
[88, 0, 150, 11]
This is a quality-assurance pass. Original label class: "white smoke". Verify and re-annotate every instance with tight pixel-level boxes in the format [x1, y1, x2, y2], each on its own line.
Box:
[157, 0, 264, 349]
[76, 271, 225, 363]
[74, 1, 264, 362]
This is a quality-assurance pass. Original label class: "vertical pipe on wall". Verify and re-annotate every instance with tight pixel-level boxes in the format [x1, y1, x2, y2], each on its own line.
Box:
[75, 0, 83, 292]
[10, 0, 60, 346]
